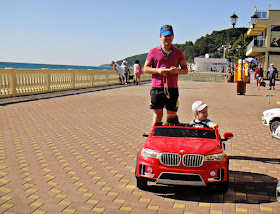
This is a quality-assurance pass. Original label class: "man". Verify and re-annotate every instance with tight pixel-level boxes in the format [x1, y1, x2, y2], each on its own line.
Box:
[267, 63, 278, 90]
[144, 25, 188, 125]
[121, 60, 130, 84]
[111, 61, 125, 85]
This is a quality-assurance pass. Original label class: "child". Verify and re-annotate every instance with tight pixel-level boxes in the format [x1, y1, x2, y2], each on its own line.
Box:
[190, 101, 218, 128]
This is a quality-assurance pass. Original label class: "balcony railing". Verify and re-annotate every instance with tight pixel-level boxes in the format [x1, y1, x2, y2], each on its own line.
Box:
[247, 38, 266, 50]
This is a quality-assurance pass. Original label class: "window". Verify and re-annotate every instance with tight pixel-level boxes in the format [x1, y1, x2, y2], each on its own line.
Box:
[271, 26, 280, 47]
[256, 11, 267, 19]
[153, 128, 217, 139]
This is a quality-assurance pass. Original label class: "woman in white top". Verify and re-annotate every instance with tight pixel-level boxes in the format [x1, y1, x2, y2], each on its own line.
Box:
[133, 60, 142, 85]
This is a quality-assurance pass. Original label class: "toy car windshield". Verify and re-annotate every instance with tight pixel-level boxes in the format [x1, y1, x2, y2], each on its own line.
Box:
[153, 127, 216, 139]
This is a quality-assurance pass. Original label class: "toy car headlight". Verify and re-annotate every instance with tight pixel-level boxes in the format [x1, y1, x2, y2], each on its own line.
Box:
[265, 112, 274, 117]
[204, 153, 224, 161]
[141, 149, 159, 159]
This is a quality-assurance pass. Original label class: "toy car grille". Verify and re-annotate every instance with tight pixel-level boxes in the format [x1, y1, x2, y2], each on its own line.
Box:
[158, 173, 203, 181]
[182, 154, 204, 167]
[160, 153, 180, 166]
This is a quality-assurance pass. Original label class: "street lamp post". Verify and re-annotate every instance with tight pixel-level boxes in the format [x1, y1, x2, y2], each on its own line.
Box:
[230, 12, 258, 95]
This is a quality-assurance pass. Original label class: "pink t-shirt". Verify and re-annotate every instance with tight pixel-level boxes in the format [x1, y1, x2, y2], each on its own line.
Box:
[146, 45, 186, 88]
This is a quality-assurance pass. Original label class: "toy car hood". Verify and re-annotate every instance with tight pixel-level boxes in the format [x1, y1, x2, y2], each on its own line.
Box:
[144, 137, 222, 155]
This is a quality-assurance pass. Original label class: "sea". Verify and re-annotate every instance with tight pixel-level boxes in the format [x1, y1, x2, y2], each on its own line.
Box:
[0, 62, 113, 70]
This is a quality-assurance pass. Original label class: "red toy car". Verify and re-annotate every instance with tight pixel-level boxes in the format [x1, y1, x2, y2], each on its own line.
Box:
[135, 124, 233, 193]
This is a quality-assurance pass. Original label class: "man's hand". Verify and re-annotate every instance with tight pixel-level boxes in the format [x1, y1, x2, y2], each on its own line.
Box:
[157, 67, 168, 75]
[169, 66, 178, 74]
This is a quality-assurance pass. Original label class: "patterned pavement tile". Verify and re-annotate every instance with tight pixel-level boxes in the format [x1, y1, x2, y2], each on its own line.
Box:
[0, 81, 280, 213]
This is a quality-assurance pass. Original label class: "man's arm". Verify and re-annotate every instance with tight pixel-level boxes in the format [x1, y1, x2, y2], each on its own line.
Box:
[178, 60, 188, 74]
[168, 60, 188, 75]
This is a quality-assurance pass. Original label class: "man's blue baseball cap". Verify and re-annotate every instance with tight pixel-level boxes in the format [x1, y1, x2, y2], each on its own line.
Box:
[160, 25, 174, 36]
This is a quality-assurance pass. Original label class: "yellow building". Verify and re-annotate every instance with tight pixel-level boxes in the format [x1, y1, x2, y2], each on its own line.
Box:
[246, 9, 280, 76]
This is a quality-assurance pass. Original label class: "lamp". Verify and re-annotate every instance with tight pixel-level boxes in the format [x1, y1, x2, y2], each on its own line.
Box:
[230, 11, 259, 95]
[230, 13, 238, 28]
[250, 13, 259, 28]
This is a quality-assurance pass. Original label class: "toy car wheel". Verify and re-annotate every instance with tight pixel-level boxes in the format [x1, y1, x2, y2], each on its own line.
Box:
[136, 177, 148, 190]
[216, 162, 229, 194]
[270, 119, 280, 132]
[216, 180, 229, 194]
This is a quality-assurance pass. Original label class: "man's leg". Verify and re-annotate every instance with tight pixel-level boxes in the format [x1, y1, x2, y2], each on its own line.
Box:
[166, 110, 177, 123]
[125, 73, 129, 84]
[153, 109, 163, 125]
[165, 88, 179, 123]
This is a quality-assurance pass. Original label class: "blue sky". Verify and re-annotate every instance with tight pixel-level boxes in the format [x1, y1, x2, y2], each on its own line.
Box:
[1, 0, 280, 66]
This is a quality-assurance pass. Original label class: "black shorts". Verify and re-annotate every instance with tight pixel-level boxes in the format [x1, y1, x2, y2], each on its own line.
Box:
[150, 88, 179, 112]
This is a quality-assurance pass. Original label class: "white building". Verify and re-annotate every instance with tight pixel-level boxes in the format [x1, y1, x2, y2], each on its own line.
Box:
[194, 57, 228, 72]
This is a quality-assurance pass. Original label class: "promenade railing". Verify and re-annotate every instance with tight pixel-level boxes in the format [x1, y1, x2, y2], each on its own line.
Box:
[180, 72, 230, 82]
[0, 68, 151, 98]
[0, 69, 230, 98]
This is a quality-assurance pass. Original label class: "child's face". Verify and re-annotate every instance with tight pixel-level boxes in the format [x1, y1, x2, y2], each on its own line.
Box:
[197, 107, 208, 121]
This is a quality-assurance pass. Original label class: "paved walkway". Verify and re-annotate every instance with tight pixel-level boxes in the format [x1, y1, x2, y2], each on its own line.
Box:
[0, 80, 280, 214]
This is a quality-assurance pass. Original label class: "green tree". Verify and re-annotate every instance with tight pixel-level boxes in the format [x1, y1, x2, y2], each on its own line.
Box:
[114, 27, 250, 65]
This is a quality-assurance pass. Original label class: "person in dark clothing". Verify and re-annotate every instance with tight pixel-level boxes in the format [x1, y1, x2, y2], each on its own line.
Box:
[267, 63, 278, 90]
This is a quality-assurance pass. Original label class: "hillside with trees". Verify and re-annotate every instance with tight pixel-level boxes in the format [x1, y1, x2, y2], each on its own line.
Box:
[116, 27, 251, 66]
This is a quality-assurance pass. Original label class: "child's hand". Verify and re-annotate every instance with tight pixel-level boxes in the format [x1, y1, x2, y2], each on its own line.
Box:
[210, 123, 218, 129]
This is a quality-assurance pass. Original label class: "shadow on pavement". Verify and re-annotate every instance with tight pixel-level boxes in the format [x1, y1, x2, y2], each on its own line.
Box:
[229, 155, 280, 164]
[0, 84, 131, 106]
[145, 170, 277, 204]
[244, 94, 267, 97]
[179, 87, 201, 90]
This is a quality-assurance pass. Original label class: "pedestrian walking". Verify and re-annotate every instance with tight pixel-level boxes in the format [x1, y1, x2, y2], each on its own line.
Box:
[254, 65, 263, 89]
[144, 25, 188, 125]
[121, 60, 130, 84]
[267, 63, 278, 90]
[133, 60, 142, 85]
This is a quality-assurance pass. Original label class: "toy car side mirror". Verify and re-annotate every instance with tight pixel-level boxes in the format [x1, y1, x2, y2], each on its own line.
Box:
[222, 132, 233, 141]
[143, 133, 148, 137]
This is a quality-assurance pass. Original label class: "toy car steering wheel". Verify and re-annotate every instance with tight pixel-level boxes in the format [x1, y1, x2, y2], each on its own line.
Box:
[193, 122, 210, 128]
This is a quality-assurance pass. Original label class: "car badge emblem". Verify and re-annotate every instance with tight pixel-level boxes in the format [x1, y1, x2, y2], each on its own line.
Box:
[180, 150, 185, 153]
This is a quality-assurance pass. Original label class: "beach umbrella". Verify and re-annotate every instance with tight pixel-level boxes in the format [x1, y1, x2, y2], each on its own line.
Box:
[244, 57, 259, 65]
